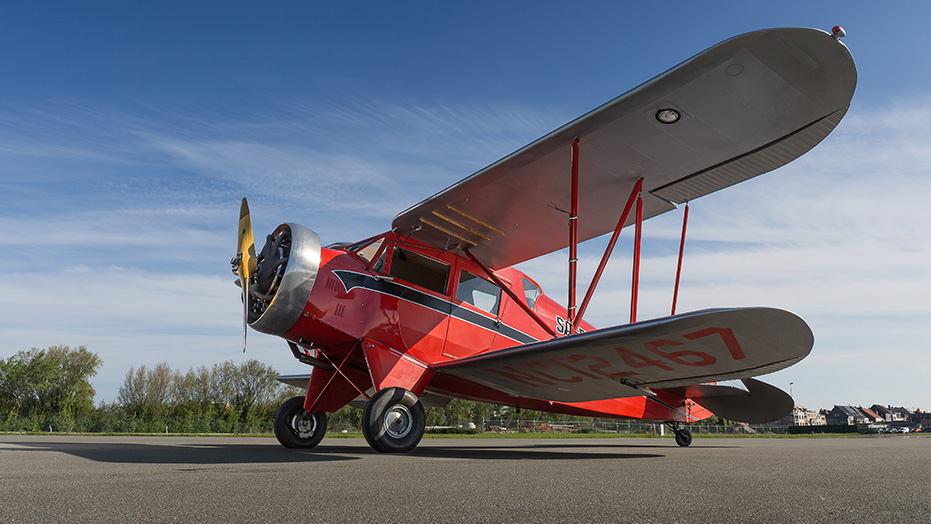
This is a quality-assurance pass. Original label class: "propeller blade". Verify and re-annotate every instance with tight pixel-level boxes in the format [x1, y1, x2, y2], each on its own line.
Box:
[242, 279, 249, 353]
[237, 198, 257, 281]
[236, 197, 257, 353]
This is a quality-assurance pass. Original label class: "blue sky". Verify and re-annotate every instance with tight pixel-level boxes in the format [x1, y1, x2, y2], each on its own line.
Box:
[2, 2, 930, 412]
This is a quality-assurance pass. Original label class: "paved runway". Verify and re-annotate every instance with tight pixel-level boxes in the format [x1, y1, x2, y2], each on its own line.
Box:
[1, 434, 928, 523]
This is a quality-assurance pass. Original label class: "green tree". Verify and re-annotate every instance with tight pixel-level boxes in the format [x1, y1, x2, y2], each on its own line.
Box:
[442, 398, 474, 427]
[38, 345, 102, 416]
[232, 359, 281, 415]
[0, 349, 56, 417]
[209, 361, 238, 408]
[117, 363, 173, 417]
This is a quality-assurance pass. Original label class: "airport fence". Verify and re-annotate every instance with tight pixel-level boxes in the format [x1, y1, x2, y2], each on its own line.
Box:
[1, 412, 819, 436]
[0, 413, 275, 435]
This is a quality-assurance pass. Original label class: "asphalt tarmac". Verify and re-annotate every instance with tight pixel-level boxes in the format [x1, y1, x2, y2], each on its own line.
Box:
[1, 434, 928, 523]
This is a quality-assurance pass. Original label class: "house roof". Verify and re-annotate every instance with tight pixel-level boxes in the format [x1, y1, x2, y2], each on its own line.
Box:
[860, 407, 881, 421]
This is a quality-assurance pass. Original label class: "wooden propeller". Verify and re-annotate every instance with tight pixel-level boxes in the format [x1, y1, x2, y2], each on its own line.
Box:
[235, 197, 257, 352]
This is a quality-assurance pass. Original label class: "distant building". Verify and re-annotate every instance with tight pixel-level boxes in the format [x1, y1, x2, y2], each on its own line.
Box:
[826, 405, 867, 426]
[858, 406, 884, 424]
[913, 410, 931, 427]
[870, 405, 895, 422]
[776, 406, 825, 426]
[891, 406, 914, 422]
[812, 411, 826, 426]
[871, 405, 909, 422]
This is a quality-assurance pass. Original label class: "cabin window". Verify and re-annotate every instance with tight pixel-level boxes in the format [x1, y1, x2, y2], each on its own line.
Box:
[356, 239, 383, 263]
[388, 248, 449, 295]
[346, 236, 388, 272]
[348, 237, 384, 263]
[457, 270, 501, 315]
[522, 278, 541, 309]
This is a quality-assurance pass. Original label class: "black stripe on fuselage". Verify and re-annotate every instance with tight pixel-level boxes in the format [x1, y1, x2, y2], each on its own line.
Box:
[332, 270, 538, 345]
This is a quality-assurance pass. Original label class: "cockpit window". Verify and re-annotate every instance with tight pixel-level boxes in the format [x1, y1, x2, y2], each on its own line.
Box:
[388, 248, 449, 295]
[457, 270, 501, 316]
[522, 278, 541, 309]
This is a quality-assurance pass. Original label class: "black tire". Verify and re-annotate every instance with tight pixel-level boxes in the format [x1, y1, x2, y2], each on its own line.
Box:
[362, 387, 425, 453]
[675, 428, 693, 447]
[274, 396, 327, 449]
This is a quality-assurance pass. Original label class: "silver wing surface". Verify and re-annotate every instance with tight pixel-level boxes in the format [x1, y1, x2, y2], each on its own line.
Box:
[430, 308, 813, 403]
[392, 27, 857, 269]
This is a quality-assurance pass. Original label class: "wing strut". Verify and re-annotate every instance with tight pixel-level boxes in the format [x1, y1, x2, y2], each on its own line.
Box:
[631, 190, 644, 323]
[572, 178, 643, 332]
[465, 250, 559, 339]
[671, 203, 690, 315]
[568, 138, 580, 326]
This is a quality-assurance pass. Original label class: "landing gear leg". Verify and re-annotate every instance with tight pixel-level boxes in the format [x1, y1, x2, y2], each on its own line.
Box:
[666, 421, 693, 447]
[362, 387, 425, 453]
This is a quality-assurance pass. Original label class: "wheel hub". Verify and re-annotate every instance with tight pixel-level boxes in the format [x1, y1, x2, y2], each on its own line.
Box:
[292, 413, 317, 439]
[383, 404, 413, 439]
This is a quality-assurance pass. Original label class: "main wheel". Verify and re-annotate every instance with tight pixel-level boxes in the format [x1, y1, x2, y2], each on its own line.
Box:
[362, 387, 425, 453]
[274, 396, 327, 449]
[675, 428, 693, 447]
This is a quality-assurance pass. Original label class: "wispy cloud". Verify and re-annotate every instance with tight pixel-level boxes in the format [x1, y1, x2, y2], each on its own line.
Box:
[2, 91, 929, 409]
[0, 93, 570, 400]
[0, 264, 293, 402]
[518, 98, 931, 409]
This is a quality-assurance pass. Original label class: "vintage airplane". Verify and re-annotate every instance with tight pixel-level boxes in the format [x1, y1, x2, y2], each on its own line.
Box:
[231, 26, 856, 452]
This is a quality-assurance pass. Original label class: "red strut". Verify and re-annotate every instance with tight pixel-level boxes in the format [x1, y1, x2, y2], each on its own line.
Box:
[573, 178, 642, 332]
[568, 138, 580, 328]
[630, 191, 643, 324]
[671, 203, 689, 316]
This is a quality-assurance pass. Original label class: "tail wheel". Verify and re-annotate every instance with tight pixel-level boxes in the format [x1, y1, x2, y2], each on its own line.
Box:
[362, 387, 425, 453]
[274, 396, 327, 449]
[675, 428, 693, 447]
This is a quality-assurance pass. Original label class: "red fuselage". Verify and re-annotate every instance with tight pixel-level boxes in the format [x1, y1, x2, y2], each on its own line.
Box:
[276, 231, 707, 423]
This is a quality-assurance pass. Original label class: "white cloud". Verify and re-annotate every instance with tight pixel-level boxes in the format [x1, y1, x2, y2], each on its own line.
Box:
[518, 98, 931, 410]
[2, 93, 929, 412]
[0, 265, 295, 402]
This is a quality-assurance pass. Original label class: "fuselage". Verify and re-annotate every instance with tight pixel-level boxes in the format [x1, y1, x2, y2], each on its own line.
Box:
[258, 229, 706, 423]
[287, 232, 586, 363]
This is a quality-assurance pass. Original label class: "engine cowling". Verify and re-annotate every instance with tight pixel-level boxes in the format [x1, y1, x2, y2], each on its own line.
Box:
[248, 223, 321, 337]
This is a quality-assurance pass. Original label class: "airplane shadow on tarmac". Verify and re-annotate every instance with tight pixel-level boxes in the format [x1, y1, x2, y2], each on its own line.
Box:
[400, 440, 738, 461]
[8, 438, 738, 465]
[405, 445, 664, 461]
[10, 440, 359, 465]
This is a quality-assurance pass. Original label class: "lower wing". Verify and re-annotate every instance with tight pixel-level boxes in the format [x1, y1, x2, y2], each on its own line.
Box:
[430, 307, 812, 404]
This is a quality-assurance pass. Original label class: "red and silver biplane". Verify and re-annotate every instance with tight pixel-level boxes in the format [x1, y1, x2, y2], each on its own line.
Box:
[231, 27, 856, 452]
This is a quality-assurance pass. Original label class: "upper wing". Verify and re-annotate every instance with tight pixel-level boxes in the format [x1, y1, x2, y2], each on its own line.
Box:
[392, 27, 857, 269]
[429, 307, 812, 403]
